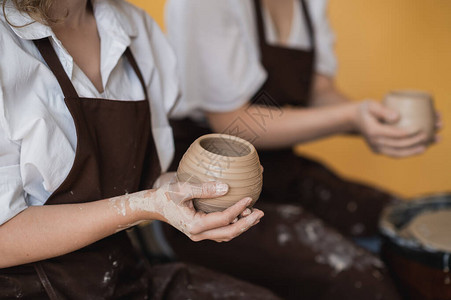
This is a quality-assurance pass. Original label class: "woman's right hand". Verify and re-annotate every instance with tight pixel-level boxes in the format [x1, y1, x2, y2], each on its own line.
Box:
[143, 181, 264, 242]
[353, 100, 436, 158]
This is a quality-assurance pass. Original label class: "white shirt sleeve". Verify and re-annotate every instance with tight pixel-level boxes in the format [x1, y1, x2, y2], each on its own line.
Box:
[132, 10, 178, 171]
[308, 0, 337, 77]
[143, 12, 180, 117]
[166, 0, 267, 117]
[0, 87, 27, 226]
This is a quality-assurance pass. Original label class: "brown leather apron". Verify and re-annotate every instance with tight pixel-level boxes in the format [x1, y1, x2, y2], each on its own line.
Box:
[253, 0, 315, 106]
[0, 37, 280, 300]
[164, 1, 402, 299]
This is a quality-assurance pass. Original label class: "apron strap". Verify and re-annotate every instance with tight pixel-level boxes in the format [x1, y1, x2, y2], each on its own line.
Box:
[34, 262, 59, 300]
[300, 0, 315, 50]
[253, 0, 267, 49]
[33, 38, 79, 98]
[124, 48, 149, 100]
[34, 38, 148, 100]
[254, 0, 316, 50]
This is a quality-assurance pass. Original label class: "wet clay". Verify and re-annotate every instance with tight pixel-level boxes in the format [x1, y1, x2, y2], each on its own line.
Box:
[108, 188, 195, 237]
[405, 209, 451, 252]
[383, 90, 436, 143]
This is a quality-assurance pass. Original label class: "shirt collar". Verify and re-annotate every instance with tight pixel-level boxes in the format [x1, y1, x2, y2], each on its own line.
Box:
[3, 0, 138, 42]
[93, 0, 138, 45]
[3, 0, 52, 40]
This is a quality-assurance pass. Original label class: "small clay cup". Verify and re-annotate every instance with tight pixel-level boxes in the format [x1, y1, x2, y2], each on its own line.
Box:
[177, 133, 262, 213]
[383, 90, 436, 143]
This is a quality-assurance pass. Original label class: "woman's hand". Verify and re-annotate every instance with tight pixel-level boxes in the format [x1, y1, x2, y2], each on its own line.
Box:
[353, 100, 438, 158]
[133, 181, 264, 242]
[164, 181, 263, 242]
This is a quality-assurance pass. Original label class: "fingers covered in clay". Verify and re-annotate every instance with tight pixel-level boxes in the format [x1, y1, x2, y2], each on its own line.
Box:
[190, 208, 264, 242]
[240, 208, 253, 218]
[134, 181, 263, 242]
[163, 181, 229, 205]
[186, 197, 253, 234]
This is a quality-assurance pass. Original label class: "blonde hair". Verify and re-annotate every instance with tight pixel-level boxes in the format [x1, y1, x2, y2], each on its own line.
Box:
[2, 0, 58, 25]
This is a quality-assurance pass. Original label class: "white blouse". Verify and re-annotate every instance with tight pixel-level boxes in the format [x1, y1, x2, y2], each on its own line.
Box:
[166, 0, 337, 119]
[0, 0, 179, 225]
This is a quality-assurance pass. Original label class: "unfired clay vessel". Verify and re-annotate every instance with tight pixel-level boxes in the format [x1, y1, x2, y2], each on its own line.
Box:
[177, 134, 262, 213]
[383, 90, 436, 143]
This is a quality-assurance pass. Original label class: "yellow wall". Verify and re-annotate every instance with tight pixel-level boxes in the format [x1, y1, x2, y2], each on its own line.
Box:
[131, 0, 166, 28]
[130, 0, 451, 198]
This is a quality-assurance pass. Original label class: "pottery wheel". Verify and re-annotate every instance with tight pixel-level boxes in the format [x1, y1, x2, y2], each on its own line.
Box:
[405, 209, 451, 252]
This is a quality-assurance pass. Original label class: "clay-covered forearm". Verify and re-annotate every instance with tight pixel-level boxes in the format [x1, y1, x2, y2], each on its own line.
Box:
[207, 102, 360, 150]
[0, 180, 263, 268]
[0, 190, 162, 268]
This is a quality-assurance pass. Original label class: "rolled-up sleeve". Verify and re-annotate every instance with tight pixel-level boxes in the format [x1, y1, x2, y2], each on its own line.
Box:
[310, 0, 337, 77]
[0, 92, 26, 225]
[0, 164, 26, 225]
[166, 0, 266, 117]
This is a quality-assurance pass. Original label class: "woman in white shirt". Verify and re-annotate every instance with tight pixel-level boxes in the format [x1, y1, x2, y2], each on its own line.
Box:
[0, 0, 278, 298]
[163, 0, 439, 298]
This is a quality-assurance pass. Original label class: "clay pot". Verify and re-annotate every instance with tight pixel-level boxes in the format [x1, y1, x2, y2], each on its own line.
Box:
[383, 90, 436, 143]
[177, 133, 262, 213]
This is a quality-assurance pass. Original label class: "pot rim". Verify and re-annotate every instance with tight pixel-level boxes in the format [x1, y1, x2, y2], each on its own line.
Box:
[191, 133, 258, 161]
[385, 89, 433, 100]
[178, 155, 261, 176]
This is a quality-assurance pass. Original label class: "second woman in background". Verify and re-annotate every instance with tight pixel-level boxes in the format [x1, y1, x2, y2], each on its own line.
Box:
[162, 0, 439, 299]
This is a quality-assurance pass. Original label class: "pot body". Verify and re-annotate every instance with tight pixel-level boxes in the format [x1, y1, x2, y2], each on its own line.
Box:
[384, 90, 436, 143]
[177, 134, 262, 213]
